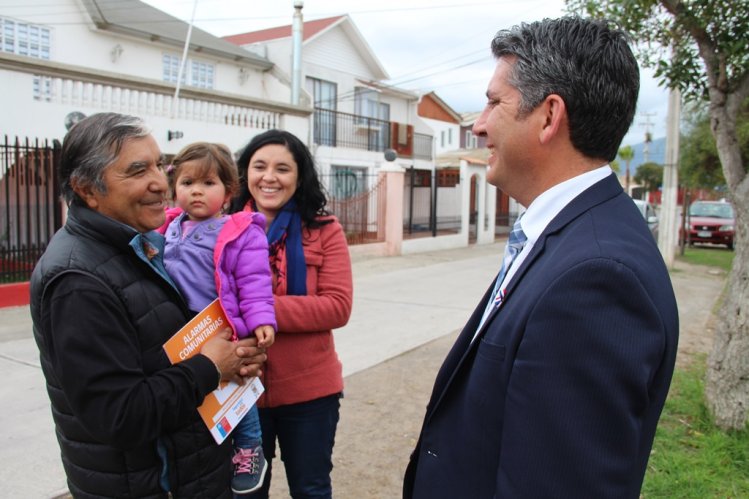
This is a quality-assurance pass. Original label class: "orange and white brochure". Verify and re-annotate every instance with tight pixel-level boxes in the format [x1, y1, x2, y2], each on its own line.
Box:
[163, 298, 264, 445]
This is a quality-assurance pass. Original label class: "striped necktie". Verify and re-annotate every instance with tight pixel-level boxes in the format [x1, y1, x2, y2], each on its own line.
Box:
[478, 218, 527, 329]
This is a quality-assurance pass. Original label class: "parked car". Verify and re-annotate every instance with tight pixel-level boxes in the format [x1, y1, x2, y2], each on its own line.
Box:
[633, 199, 659, 240]
[685, 200, 735, 250]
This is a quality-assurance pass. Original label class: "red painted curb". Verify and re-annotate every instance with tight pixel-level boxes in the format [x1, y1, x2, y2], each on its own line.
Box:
[0, 282, 30, 308]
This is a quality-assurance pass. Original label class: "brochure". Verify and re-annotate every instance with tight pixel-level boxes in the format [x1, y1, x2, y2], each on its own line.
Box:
[163, 298, 264, 444]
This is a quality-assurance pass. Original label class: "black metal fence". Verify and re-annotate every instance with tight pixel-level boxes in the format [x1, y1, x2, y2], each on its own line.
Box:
[313, 108, 391, 152]
[1, 136, 62, 283]
[404, 167, 461, 237]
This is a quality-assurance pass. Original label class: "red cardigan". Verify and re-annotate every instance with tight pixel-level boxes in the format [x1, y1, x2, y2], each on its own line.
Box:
[258, 215, 353, 408]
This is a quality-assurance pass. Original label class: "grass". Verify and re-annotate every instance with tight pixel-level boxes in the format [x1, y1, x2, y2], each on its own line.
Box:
[646, 246, 747, 496]
[677, 246, 735, 272]
[642, 356, 749, 498]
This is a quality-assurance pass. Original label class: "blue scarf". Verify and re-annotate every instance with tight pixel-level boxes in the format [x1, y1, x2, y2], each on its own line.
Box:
[266, 199, 307, 295]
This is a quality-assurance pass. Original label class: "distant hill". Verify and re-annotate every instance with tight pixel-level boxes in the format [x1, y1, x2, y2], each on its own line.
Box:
[622, 136, 666, 175]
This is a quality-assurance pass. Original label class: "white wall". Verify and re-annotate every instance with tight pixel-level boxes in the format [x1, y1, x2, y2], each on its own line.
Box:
[421, 117, 460, 154]
[1, 0, 272, 99]
[0, 0, 305, 152]
[305, 27, 376, 79]
[313, 145, 388, 175]
[245, 23, 416, 125]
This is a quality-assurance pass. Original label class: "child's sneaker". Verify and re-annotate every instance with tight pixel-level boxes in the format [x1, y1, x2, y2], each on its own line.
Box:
[231, 444, 268, 494]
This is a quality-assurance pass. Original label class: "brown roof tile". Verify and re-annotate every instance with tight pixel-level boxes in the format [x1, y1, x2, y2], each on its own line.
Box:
[224, 16, 344, 45]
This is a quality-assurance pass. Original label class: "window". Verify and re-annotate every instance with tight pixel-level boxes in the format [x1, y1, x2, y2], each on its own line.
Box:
[355, 87, 389, 121]
[354, 87, 390, 150]
[307, 77, 337, 110]
[162, 54, 214, 89]
[441, 131, 445, 147]
[355, 87, 377, 119]
[0, 17, 50, 59]
[190, 60, 214, 89]
[307, 78, 338, 146]
[163, 54, 184, 84]
[464, 130, 477, 149]
[378, 101, 390, 122]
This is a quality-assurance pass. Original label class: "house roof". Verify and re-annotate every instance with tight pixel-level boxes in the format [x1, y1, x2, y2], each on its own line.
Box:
[418, 91, 462, 123]
[223, 16, 345, 45]
[224, 15, 388, 80]
[435, 147, 489, 168]
[79, 0, 273, 69]
[357, 79, 419, 101]
[460, 111, 483, 126]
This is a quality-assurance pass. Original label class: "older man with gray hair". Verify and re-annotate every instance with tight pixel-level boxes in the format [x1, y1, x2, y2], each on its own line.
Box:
[31, 112, 265, 498]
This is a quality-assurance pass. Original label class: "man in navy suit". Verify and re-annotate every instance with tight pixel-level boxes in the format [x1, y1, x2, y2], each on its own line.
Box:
[403, 17, 678, 498]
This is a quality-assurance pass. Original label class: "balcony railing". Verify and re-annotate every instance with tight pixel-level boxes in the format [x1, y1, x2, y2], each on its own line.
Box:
[0, 51, 308, 130]
[313, 108, 433, 160]
[314, 108, 390, 152]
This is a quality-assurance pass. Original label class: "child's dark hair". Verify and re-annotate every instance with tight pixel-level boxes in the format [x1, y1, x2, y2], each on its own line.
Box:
[168, 142, 239, 200]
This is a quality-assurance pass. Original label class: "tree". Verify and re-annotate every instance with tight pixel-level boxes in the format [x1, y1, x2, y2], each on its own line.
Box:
[618, 145, 635, 194]
[680, 97, 749, 189]
[634, 161, 664, 195]
[567, 0, 749, 430]
[610, 158, 621, 175]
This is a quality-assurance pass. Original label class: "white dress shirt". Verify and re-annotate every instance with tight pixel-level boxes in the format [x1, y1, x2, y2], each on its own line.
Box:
[473, 165, 612, 339]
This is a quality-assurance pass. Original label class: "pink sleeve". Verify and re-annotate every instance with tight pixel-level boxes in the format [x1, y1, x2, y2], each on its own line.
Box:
[233, 223, 277, 335]
[156, 206, 183, 235]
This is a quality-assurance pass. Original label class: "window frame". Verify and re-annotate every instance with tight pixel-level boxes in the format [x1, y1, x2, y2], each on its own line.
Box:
[0, 16, 51, 60]
[162, 53, 215, 90]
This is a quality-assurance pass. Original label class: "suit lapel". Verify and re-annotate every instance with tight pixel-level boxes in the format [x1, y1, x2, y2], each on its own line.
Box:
[472, 173, 624, 338]
[423, 174, 625, 422]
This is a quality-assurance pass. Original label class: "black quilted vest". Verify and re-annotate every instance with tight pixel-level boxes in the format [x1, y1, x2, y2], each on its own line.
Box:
[30, 204, 232, 498]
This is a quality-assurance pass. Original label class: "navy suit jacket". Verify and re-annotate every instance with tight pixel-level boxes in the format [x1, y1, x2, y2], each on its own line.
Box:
[403, 174, 679, 498]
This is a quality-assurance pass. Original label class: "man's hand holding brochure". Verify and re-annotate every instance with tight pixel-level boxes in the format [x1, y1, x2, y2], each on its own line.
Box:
[163, 298, 265, 444]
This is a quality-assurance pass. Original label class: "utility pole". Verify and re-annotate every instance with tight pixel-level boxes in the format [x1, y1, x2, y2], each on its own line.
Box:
[639, 112, 656, 164]
[291, 1, 304, 106]
[172, 0, 198, 119]
[658, 88, 681, 267]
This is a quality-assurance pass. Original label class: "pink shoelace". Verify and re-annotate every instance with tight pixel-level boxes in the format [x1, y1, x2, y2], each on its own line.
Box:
[232, 447, 259, 475]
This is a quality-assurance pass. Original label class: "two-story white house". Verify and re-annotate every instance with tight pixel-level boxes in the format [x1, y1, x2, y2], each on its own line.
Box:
[0, 0, 315, 301]
[0, 0, 311, 154]
[223, 14, 436, 199]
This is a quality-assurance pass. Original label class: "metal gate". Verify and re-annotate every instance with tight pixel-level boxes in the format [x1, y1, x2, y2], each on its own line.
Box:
[404, 167, 461, 237]
[1, 136, 62, 283]
[325, 171, 386, 245]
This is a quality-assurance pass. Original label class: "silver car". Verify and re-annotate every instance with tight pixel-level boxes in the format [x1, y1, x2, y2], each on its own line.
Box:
[633, 199, 659, 240]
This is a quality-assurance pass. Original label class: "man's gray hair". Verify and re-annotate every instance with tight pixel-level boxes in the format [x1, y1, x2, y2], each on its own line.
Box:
[58, 113, 151, 204]
[491, 16, 639, 162]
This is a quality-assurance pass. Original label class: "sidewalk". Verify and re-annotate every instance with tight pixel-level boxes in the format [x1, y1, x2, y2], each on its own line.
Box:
[0, 241, 727, 498]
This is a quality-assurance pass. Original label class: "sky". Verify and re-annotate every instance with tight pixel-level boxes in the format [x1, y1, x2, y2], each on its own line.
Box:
[141, 0, 671, 146]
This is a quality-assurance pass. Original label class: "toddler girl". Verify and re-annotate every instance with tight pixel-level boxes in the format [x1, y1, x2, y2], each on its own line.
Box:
[162, 142, 275, 495]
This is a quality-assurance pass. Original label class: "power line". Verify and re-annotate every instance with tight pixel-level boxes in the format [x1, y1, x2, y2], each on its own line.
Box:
[387, 48, 488, 86]
[0, 0, 538, 26]
[4, 0, 509, 111]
